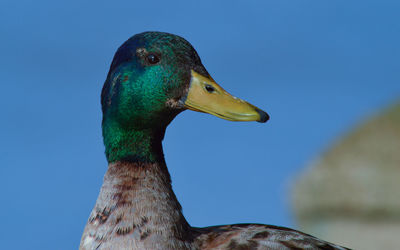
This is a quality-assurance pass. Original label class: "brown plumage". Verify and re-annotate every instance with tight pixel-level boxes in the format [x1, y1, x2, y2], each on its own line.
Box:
[80, 162, 349, 250]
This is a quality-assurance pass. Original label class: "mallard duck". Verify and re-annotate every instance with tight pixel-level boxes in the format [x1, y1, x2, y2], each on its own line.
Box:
[80, 32, 348, 250]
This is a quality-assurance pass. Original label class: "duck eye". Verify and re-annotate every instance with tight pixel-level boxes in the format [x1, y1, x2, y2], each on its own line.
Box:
[146, 53, 160, 64]
[205, 84, 215, 93]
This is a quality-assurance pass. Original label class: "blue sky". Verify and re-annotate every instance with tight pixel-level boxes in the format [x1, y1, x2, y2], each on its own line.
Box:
[1, 0, 399, 249]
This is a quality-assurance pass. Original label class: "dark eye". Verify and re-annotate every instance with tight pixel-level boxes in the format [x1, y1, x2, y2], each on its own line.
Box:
[205, 84, 215, 93]
[146, 53, 160, 64]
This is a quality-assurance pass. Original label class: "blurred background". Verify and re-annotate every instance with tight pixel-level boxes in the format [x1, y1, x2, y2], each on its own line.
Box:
[1, 0, 399, 249]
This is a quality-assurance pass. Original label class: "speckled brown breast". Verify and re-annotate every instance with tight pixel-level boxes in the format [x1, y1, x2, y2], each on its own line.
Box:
[80, 163, 350, 250]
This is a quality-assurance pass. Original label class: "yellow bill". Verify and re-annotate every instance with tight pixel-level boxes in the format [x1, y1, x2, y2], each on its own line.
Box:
[184, 70, 269, 123]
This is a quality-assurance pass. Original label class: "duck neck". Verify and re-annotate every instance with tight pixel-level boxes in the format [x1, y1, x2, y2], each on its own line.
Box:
[93, 161, 192, 246]
[102, 118, 167, 163]
[82, 124, 194, 249]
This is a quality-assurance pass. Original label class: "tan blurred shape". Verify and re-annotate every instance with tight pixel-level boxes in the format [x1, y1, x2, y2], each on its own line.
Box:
[292, 101, 400, 250]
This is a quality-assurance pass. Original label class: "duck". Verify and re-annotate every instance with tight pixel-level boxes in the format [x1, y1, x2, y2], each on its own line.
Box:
[80, 31, 349, 250]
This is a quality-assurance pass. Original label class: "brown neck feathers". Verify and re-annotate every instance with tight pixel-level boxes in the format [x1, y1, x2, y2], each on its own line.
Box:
[80, 161, 193, 250]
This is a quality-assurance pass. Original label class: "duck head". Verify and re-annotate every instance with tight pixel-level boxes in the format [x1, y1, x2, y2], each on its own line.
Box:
[101, 32, 269, 162]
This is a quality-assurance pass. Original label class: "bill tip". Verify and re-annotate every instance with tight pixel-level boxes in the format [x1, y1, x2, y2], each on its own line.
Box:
[256, 108, 269, 123]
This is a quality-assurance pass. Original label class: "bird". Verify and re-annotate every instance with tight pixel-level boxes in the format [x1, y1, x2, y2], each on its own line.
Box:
[80, 31, 349, 250]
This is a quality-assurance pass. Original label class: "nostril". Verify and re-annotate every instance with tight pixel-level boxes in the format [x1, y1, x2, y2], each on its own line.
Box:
[205, 84, 215, 93]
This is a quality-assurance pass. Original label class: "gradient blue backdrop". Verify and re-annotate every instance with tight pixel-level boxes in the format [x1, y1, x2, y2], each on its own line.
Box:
[1, 0, 399, 249]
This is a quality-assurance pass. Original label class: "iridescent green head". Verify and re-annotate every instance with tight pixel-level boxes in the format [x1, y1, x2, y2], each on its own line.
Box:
[102, 32, 208, 130]
[101, 32, 268, 163]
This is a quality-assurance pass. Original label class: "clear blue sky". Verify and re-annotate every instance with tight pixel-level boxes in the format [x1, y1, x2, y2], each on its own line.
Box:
[1, 0, 399, 249]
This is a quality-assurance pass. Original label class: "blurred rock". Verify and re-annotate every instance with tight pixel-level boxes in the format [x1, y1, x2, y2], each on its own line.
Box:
[292, 101, 400, 250]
